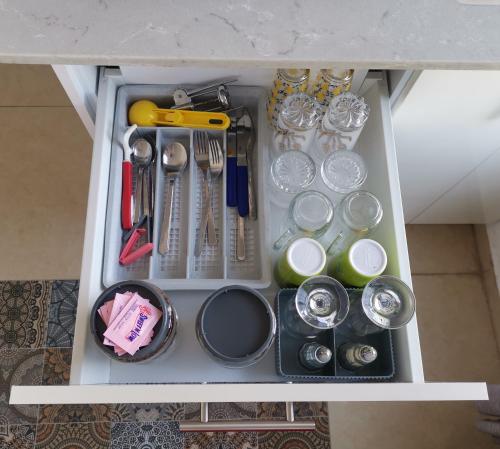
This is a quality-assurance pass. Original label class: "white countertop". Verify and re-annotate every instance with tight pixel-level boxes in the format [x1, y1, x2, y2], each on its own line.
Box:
[1, 0, 499, 68]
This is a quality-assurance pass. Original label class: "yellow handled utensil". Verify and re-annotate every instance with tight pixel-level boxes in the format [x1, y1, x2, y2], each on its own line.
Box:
[128, 100, 230, 130]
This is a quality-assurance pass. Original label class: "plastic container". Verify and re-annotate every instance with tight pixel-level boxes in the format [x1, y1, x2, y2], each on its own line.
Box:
[196, 286, 276, 368]
[90, 280, 177, 363]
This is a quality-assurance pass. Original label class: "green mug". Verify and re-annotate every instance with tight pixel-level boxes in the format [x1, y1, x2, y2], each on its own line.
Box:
[329, 239, 387, 287]
[275, 238, 327, 288]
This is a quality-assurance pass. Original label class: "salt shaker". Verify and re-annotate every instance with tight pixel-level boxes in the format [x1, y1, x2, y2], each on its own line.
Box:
[273, 93, 322, 153]
[317, 92, 370, 154]
[338, 342, 378, 371]
[299, 342, 332, 370]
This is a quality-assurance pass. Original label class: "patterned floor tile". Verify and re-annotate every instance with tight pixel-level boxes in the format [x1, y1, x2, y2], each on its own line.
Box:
[35, 422, 110, 449]
[0, 281, 51, 349]
[110, 421, 183, 449]
[0, 349, 44, 425]
[185, 403, 256, 421]
[46, 281, 78, 348]
[42, 348, 72, 386]
[37, 404, 116, 424]
[257, 402, 328, 420]
[257, 416, 330, 449]
[0, 425, 36, 449]
[111, 403, 185, 422]
[184, 431, 257, 449]
[294, 402, 328, 418]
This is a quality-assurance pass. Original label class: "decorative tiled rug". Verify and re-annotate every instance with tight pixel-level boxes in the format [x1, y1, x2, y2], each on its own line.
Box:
[0, 280, 331, 449]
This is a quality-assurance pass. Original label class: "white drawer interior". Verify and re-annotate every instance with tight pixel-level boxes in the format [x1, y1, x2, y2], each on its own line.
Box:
[78, 69, 423, 384]
[10, 68, 488, 404]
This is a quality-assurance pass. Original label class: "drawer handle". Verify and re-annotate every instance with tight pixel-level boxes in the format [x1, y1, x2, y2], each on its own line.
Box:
[178, 402, 316, 432]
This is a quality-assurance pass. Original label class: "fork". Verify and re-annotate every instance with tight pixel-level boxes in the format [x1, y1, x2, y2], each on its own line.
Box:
[194, 131, 217, 256]
[208, 135, 224, 216]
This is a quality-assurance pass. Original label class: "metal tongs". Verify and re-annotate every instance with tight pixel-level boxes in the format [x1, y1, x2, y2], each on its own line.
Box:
[171, 78, 237, 111]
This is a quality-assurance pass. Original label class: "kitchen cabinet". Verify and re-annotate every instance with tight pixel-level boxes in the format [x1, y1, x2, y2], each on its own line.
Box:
[392, 70, 500, 224]
[10, 66, 487, 405]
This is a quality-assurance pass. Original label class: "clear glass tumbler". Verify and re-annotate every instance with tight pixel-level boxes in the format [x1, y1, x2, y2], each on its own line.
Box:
[326, 190, 383, 256]
[270, 150, 316, 195]
[273, 191, 334, 250]
[320, 150, 367, 194]
[272, 93, 322, 153]
[317, 92, 370, 155]
[284, 275, 350, 339]
[342, 275, 416, 336]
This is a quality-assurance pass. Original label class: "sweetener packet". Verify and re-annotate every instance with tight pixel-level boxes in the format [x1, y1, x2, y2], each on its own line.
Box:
[114, 330, 154, 356]
[103, 293, 162, 356]
[103, 292, 134, 346]
[98, 299, 114, 326]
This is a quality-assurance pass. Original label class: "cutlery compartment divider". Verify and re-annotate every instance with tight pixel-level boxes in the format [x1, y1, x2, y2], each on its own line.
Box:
[186, 129, 226, 280]
[150, 128, 191, 281]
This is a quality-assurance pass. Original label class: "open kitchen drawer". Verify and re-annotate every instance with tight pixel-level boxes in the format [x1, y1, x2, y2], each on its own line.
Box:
[10, 68, 487, 405]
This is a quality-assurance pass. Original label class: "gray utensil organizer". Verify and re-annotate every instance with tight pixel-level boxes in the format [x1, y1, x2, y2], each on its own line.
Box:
[103, 85, 271, 290]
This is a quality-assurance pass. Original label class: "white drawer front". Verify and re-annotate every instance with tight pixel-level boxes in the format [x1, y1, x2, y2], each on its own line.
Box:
[10, 69, 487, 404]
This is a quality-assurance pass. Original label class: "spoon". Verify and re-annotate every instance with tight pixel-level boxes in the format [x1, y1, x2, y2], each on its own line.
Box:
[131, 138, 153, 223]
[159, 142, 188, 254]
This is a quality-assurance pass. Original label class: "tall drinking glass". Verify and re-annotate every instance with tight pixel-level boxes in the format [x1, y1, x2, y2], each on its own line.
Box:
[272, 93, 322, 153]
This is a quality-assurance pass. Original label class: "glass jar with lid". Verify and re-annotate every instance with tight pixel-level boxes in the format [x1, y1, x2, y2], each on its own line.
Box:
[317, 92, 370, 155]
[272, 93, 322, 153]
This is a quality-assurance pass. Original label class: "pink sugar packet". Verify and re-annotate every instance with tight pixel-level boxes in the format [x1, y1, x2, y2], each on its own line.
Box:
[98, 300, 114, 326]
[103, 293, 162, 356]
[114, 330, 154, 356]
[103, 292, 134, 346]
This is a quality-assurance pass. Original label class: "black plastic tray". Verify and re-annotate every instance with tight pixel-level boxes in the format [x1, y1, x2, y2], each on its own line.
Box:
[275, 288, 395, 382]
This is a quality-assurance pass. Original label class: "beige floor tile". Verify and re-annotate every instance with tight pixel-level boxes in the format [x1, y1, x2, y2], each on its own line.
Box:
[406, 224, 480, 274]
[0, 107, 91, 280]
[413, 274, 500, 383]
[482, 268, 500, 353]
[331, 402, 496, 449]
[0, 64, 71, 107]
[475, 224, 494, 272]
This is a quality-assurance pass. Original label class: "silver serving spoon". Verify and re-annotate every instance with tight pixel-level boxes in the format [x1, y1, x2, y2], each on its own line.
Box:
[131, 138, 153, 223]
[159, 142, 188, 254]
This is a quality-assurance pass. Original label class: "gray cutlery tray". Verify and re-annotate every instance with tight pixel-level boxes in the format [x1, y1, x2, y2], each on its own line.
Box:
[275, 288, 395, 382]
[102, 84, 271, 289]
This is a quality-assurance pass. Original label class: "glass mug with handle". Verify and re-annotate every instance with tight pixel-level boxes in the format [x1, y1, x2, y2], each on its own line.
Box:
[326, 190, 383, 256]
[273, 190, 334, 250]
